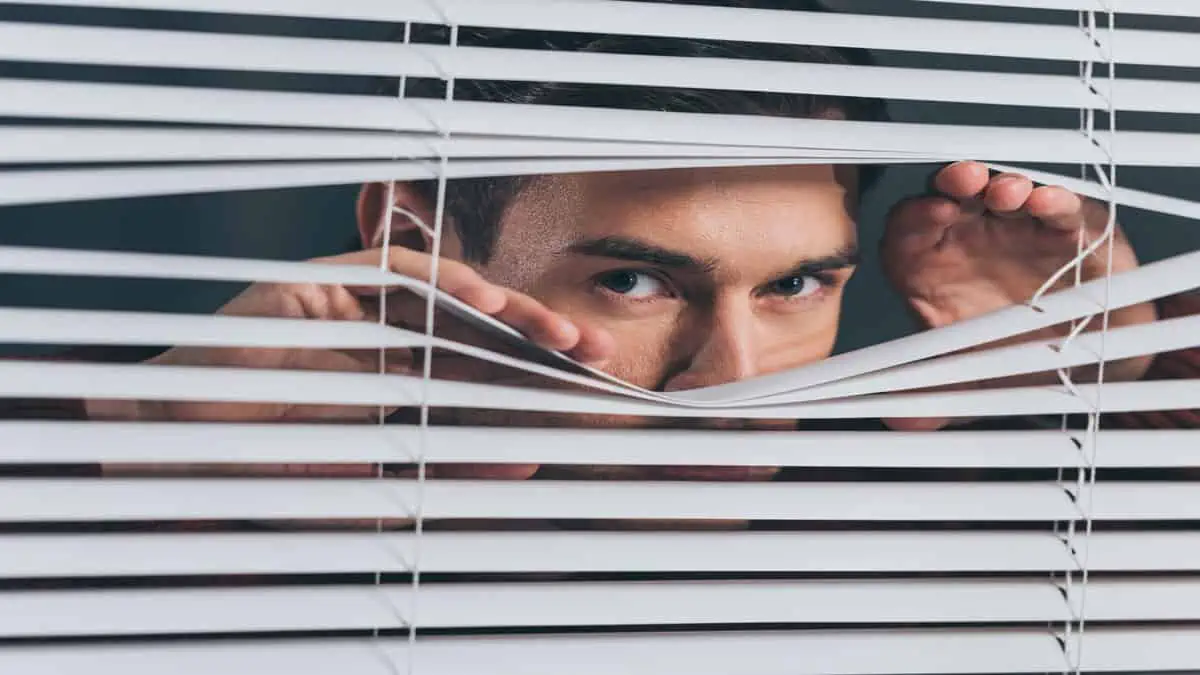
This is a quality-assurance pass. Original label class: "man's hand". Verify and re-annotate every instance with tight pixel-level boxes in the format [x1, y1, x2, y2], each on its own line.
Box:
[880, 161, 1158, 429]
[91, 245, 613, 481]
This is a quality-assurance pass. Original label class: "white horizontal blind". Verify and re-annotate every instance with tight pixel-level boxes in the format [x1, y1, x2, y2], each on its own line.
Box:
[0, 2, 1197, 675]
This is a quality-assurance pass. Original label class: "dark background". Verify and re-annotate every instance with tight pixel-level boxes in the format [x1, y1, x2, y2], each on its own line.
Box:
[0, 0, 1196, 356]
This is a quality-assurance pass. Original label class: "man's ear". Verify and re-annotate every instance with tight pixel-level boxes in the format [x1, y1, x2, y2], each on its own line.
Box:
[356, 181, 439, 252]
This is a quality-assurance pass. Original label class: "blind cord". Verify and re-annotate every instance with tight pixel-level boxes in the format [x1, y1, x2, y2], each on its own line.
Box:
[408, 7, 460, 674]
[372, 18, 416, 675]
[1049, 7, 1120, 673]
[1070, 7, 1119, 673]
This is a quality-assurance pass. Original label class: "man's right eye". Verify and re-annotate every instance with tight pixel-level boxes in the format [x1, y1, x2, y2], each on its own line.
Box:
[595, 270, 669, 299]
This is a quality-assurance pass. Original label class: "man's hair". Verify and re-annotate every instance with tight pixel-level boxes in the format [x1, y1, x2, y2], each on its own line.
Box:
[394, 0, 889, 263]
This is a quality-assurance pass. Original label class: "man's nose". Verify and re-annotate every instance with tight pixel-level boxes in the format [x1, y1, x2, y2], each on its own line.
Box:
[664, 304, 758, 392]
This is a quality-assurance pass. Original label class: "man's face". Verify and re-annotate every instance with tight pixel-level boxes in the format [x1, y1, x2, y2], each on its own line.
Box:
[472, 163, 859, 395]
[424, 164, 860, 487]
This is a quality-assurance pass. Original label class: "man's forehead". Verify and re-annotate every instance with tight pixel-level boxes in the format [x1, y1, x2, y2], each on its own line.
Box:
[545, 165, 857, 241]
[494, 165, 857, 278]
[529, 167, 859, 281]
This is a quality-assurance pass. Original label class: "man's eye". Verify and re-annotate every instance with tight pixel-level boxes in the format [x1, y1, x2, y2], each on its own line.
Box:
[596, 270, 668, 299]
[765, 275, 823, 298]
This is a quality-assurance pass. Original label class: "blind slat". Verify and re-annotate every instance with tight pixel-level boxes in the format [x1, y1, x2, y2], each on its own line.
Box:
[0, 21, 435, 79]
[4, 423, 1195, 469]
[0, 0, 1183, 67]
[5, 628, 1200, 674]
[9, 86, 1200, 168]
[0, 630, 1078, 675]
[917, 0, 1200, 18]
[2, 245, 1196, 406]
[4, 90, 1181, 167]
[0, 307, 430, 350]
[1, 307, 1193, 402]
[5, 79, 1196, 146]
[2, 479, 1195, 522]
[1, 157, 885, 208]
[423, 46, 1197, 114]
[3, 25, 1197, 114]
[2, 359, 1197, 418]
[10, 578, 1200, 637]
[0, 79, 436, 131]
[422, 46, 1193, 113]
[8, 530, 1200, 578]
[1, 127, 910, 164]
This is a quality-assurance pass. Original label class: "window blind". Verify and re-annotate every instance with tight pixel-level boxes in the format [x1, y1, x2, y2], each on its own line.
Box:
[0, 1, 1196, 674]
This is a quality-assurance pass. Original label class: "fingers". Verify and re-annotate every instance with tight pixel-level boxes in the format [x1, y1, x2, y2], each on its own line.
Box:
[494, 289, 581, 352]
[933, 160, 990, 199]
[981, 173, 1033, 214]
[338, 247, 595, 355]
[1020, 185, 1087, 232]
[318, 246, 617, 364]
[492, 290, 615, 363]
[338, 248, 507, 315]
[934, 161, 1090, 232]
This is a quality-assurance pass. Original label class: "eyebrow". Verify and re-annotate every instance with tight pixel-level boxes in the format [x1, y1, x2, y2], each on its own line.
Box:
[567, 236, 860, 278]
[776, 243, 861, 279]
[566, 236, 718, 273]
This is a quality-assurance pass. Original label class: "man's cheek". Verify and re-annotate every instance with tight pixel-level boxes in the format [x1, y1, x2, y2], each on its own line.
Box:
[760, 320, 841, 373]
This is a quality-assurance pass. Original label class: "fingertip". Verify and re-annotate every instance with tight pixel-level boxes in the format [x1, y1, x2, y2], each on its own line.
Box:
[537, 314, 581, 352]
[983, 174, 1034, 213]
[555, 316, 583, 346]
[572, 324, 617, 364]
[1026, 185, 1083, 221]
[934, 161, 989, 198]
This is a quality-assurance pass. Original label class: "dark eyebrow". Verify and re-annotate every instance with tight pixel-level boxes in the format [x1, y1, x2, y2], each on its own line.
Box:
[776, 243, 861, 278]
[566, 236, 718, 273]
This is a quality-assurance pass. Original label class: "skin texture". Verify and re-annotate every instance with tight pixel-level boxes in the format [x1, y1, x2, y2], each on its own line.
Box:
[93, 161, 1158, 515]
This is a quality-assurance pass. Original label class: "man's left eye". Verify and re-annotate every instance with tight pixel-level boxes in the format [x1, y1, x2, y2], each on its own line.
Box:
[765, 275, 822, 298]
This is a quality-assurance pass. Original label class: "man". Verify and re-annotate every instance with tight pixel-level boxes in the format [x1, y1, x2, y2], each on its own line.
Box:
[5, 24, 1195, 485]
